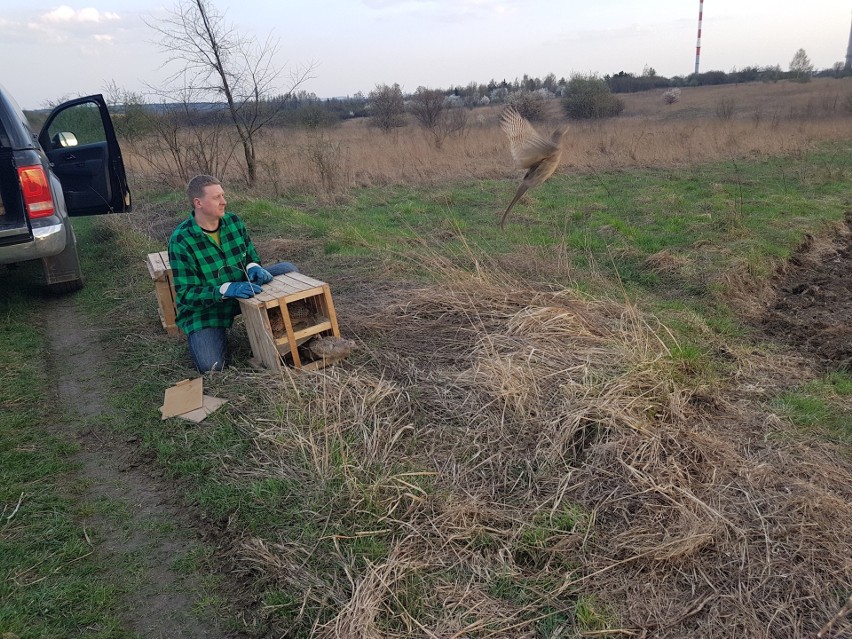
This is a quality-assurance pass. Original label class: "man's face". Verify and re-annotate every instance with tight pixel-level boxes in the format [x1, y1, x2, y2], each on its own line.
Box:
[195, 184, 227, 219]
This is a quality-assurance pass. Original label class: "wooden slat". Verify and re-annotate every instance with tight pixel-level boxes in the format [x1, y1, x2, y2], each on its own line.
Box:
[268, 280, 308, 296]
[146, 252, 168, 280]
[259, 288, 323, 310]
[322, 284, 341, 337]
[293, 320, 332, 341]
[278, 295, 301, 367]
[274, 334, 313, 356]
[254, 290, 277, 303]
[154, 280, 177, 325]
[238, 300, 281, 370]
[287, 272, 325, 288]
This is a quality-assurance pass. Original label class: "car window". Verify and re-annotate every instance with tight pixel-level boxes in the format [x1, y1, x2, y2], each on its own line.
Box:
[45, 102, 107, 148]
[0, 118, 10, 149]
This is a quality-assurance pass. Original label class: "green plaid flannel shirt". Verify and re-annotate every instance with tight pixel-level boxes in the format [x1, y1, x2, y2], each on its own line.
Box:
[168, 211, 262, 334]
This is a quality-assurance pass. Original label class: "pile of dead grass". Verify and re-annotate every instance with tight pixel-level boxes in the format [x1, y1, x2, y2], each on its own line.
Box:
[220, 255, 852, 638]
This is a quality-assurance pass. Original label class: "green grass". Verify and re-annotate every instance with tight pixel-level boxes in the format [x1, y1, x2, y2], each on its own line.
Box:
[240, 143, 850, 303]
[772, 371, 852, 444]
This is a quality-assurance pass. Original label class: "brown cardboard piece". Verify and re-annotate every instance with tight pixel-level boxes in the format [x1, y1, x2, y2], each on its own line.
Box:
[160, 377, 227, 422]
[172, 395, 228, 423]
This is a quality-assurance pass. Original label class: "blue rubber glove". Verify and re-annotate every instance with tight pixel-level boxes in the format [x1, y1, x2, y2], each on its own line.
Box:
[220, 282, 262, 299]
[247, 264, 273, 285]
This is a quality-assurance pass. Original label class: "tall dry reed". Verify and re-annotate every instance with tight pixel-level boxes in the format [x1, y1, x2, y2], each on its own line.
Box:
[122, 78, 852, 195]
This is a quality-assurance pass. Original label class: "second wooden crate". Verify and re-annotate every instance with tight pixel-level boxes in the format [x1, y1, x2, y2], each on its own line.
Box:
[146, 251, 180, 336]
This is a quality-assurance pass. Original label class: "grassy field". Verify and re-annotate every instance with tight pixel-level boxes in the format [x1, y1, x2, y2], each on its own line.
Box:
[3, 79, 852, 638]
[125, 77, 852, 196]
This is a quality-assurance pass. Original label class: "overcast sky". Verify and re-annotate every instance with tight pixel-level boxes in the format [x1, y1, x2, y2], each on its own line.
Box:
[2, 0, 850, 110]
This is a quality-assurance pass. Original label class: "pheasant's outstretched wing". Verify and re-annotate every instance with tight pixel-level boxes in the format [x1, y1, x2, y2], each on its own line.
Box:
[501, 107, 560, 170]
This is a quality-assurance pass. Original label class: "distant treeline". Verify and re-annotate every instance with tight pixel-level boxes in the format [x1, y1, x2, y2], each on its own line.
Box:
[24, 63, 848, 131]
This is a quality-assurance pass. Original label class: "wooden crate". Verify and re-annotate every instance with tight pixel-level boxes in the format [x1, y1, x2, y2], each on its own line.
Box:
[146, 251, 181, 336]
[238, 273, 342, 371]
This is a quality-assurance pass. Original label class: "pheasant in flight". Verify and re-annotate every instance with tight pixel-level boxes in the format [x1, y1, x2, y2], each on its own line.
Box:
[499, 106, 567, 229]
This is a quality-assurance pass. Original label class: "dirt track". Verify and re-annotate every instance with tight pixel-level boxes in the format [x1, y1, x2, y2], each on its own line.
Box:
[44, 299, 231, 638]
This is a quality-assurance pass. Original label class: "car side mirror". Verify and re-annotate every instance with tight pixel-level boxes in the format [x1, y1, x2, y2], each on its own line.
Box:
[52, 132, 78, 148]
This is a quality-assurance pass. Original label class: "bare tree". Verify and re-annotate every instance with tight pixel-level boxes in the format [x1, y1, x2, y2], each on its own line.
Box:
[409, 87, 451, 147]
[147, 0, 314, 185]
[409, 87, 445, 130]
[368, 84, 405, 132]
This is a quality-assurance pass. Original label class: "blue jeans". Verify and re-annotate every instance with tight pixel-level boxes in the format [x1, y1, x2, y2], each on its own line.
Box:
[187, 261, 299, 372]
[188, 326, 229, 372]
[266, 261, 299, 277]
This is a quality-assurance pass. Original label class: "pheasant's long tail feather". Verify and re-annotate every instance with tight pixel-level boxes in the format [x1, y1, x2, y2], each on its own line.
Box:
[500, 184, 529, 229]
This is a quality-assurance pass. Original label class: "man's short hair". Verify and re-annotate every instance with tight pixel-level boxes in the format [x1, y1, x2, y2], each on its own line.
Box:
[187, 175, 221, 208]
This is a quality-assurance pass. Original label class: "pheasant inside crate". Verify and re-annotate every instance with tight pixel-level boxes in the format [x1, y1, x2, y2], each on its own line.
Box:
[238, 273, 344, 371]
[268, 299, 324, 338]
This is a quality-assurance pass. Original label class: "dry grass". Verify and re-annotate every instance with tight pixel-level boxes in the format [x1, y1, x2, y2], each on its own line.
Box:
[123, 78, 852, 195]
[218, 252, 852, 638]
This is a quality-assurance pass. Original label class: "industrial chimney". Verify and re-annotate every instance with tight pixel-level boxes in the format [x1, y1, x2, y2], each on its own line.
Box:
[695, 0, 704, 75]
[846, 10, 852, 71]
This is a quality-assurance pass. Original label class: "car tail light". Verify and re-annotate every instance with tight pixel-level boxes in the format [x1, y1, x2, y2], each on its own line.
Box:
[18, 165, 55, 219]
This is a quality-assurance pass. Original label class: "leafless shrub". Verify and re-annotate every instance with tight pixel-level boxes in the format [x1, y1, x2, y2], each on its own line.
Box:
[133, 110, 238, 186]
[662, 88, 681, 104]
[258, 156, 284, 197]
[409, 87, 455, 148]
[438, 106, 469, 139]
[408, 87, 445, 130]
[770, 108, 782, 129]
[368, 83, 406, 132]
[506, 90, 548, 121]
[715, 98, 736, 121]
[297, 132, 351, 196]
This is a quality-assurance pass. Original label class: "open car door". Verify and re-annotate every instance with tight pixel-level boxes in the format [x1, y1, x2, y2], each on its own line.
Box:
[38, 94, 131, 216]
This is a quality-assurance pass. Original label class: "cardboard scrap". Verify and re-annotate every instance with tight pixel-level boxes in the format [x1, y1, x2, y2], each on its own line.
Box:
[160, 377, 227, 422]
[172, 395, 228, 423]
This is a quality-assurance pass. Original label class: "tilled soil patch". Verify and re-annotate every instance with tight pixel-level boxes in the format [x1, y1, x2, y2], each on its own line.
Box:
[759, 212, 852, 368]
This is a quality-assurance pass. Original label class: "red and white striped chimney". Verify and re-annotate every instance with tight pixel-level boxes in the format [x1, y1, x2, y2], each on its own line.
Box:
[845, 9, 852, 71]
[695, 0, 704, 75]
